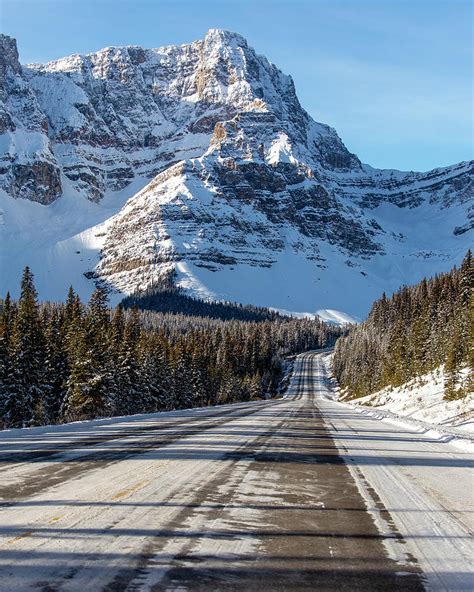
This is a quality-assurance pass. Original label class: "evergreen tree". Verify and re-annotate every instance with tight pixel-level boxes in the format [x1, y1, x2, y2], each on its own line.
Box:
[190, 353, 207, 408]
[114, 308, 142, 415]
[64, 286, 112, 420]
[444, 317, 464, 400]
[334, 251, 473, 402]
[173, 344, 193, 409]
[0, 272, 340, 428]
[4, 268, 45, 427]
[0, 293, 14, 424]
[43, 309, 69, 423]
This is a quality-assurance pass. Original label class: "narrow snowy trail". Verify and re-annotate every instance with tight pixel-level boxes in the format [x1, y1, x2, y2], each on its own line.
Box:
[0, 352, 471, 591]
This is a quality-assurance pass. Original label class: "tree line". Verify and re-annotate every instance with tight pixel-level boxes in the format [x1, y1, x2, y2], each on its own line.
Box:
[333, 250, 473, 400]
[122, 283, 285, 322]
[0, 268, 340, 428]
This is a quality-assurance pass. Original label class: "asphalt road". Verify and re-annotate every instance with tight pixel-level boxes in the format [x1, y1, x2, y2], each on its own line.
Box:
[0, 351, 471, 591]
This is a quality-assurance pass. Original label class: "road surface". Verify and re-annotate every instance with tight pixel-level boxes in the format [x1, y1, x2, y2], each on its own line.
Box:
[0, 351, 472, 591]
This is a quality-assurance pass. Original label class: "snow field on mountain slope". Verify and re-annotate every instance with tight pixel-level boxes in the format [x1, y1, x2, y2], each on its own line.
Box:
[0, 171, 469, 322]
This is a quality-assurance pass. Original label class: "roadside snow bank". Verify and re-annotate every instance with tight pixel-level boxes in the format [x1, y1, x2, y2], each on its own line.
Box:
[349, 367, 473, 435]
[322, 354, 473, 451]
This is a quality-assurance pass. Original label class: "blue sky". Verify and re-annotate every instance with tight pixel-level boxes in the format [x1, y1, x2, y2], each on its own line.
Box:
[2, 0, 472, 171]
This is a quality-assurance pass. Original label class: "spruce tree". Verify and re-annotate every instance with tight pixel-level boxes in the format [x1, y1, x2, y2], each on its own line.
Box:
[114, 307, 142, 415]
[334, 250, 473, 402]
[64, 286, 112, 420]
[4, 268, 45, 427]
[0, 293, 14, 424]
[43, 309, 69, 424]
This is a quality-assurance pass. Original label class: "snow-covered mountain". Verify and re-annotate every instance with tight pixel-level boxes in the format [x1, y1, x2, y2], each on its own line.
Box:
[0, 30, 472, 318]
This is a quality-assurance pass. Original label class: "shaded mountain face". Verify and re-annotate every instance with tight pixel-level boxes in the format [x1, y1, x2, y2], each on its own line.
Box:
[0, 35, 61, 204]
[0, 30, 472, 317]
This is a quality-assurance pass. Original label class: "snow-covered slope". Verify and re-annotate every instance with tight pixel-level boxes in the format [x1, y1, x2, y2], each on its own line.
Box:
[341, 366, 473, 435]
[0, 30, 472, 317]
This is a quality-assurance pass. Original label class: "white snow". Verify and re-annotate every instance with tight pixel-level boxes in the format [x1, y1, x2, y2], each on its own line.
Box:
[352, 367, 473, 433]
[329, 356, 474, 437]
[266, 132, 297, 165]
[315, 309, 360, 325]
[0, 176, 145, 306]
[266, 307, 359, 325]
[0, 30, 471, 320]
[0, 399, 281, 589]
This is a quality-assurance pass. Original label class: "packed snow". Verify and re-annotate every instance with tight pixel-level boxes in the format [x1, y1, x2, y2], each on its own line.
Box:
[322, 354, 474, 451]
[343, 366, 473, 435]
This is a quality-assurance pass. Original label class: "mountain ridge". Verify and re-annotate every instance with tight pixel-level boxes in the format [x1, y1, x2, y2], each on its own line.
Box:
[0, 30, 472, 318]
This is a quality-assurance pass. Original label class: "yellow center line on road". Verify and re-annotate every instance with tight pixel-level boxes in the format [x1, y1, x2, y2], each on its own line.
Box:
[111, 479, 149, 501]
[48, 514, 66, 524]
[7, 530, 33, 545]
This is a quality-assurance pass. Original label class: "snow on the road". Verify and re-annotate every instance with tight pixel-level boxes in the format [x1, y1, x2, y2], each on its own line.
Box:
[311, 352, 474, 591]
[0, 357, 425, 591]
[0, 400, 286, 590]
[0, 352, 472, 590]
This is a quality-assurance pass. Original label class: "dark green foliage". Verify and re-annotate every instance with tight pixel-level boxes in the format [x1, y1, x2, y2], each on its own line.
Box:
[3, 268, 45, 427]
[0, 268, 341, 428]
[122, 285, 286, 322]
[64, 286, 114, 420]
[333, 251, 473, 400]
[0, 293, 14, 420]
[43, 309, 69, 423]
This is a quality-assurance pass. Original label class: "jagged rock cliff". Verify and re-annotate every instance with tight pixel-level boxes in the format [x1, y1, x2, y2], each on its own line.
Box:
[0, 30, 472, 317]
[0, 35, 62, 204]
[19, 29, 351, 202]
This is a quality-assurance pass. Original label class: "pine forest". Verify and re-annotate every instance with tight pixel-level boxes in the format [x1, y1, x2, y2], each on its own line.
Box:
[333, 250, 473, 400]
[0, 268, 340, 429]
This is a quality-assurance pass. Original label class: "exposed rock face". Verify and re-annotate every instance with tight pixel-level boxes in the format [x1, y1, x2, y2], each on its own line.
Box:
[95, 110, 472, 295]
[0, 34, 21, 79]
[0, 30, 472, 313]
[0, 34, 62, 204]
[2, 29, 359, 203]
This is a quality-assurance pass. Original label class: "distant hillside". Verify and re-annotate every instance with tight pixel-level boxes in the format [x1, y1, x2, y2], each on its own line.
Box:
[121, 285, 285, 322]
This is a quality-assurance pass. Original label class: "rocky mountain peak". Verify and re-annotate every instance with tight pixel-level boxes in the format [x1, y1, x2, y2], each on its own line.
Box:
[0, 30, 327, 204]
[0, 32, 471, 316]
[0, 34, 62, 204]
[205, 28, 248, 43]
[0, 34, 21, 79]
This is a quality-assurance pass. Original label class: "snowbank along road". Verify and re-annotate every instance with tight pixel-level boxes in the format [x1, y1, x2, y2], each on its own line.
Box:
[0, 351, 472, 591]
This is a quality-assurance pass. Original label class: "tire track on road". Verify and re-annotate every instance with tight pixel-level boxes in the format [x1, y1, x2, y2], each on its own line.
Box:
[0, 401, 286, 506]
